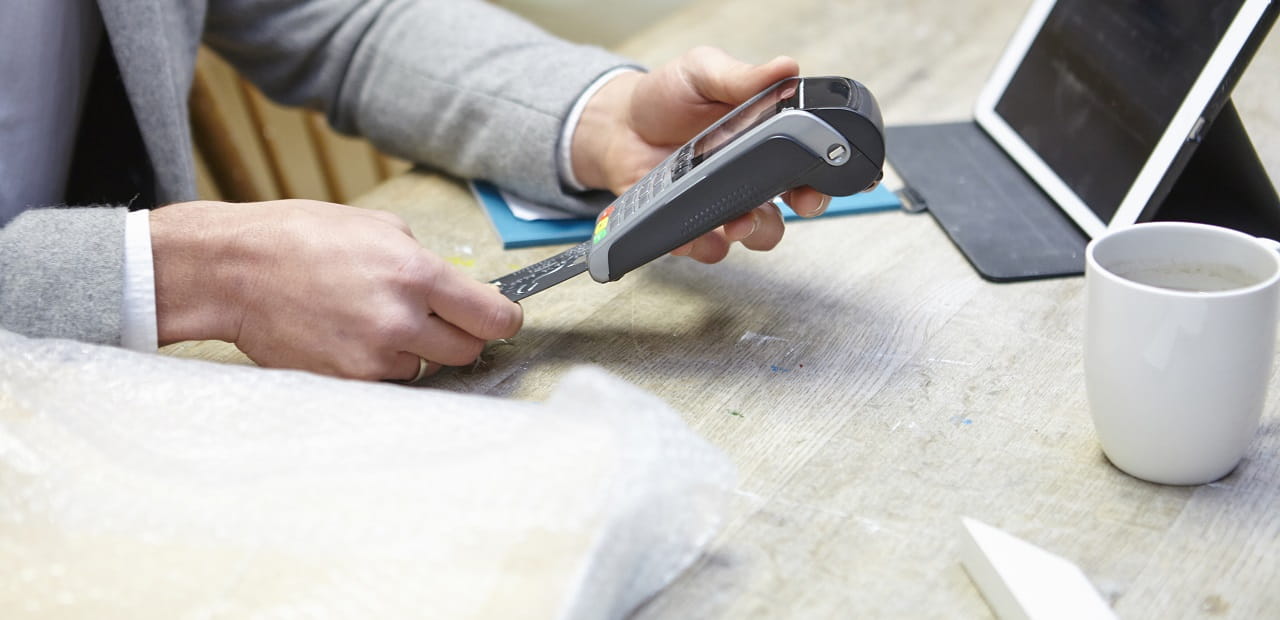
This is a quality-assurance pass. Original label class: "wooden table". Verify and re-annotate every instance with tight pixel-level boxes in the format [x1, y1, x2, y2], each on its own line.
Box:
[169, 0, 1280, 616]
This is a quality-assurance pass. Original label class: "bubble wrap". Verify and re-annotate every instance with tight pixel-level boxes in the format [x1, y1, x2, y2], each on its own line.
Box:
[0, 329, 734, 619]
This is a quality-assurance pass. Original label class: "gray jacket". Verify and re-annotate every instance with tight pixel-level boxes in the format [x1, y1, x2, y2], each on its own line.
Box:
[0, 0, 627, 346]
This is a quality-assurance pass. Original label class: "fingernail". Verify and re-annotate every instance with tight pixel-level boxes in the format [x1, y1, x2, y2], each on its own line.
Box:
[812, 195, 831, 217]
[749, 211, 760, 237]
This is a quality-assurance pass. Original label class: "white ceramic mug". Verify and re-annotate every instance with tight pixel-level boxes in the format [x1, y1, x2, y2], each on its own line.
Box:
[1085, 222, 1280, 485]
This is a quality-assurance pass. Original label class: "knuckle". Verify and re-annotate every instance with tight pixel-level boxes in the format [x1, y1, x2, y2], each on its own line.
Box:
[338, 352, 396, 381]
[399, 251, 444, 294]
[374, 309, 420, 344]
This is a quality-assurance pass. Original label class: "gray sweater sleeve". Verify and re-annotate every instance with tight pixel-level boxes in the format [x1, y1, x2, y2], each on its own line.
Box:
[0, 207, 126, 345]
[203, 0, 632, 210]
[1, 0, 628, 345]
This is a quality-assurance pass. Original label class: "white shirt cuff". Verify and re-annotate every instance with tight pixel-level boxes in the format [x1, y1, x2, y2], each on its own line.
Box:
[121, 209, 158, 352]
[558, 67, 643, 192]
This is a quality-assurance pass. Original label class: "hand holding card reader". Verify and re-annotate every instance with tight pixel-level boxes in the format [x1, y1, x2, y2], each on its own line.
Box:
[492, 76, 885, 301]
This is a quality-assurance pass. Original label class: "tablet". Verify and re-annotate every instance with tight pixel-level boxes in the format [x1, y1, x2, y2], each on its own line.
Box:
[974, 0, 1275, 238]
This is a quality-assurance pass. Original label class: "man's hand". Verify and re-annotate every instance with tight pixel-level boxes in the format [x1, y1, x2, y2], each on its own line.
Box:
[570, 46, 832, 264]
[150, 200, 522, 381]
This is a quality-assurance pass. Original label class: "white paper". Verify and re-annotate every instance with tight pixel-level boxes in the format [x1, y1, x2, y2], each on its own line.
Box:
[501, 186, 583, 221]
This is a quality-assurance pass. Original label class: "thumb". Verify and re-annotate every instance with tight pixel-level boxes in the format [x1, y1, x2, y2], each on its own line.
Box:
[685, 48, 800, 106]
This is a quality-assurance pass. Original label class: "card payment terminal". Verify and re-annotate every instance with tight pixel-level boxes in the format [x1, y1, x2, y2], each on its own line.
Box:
[492, 76, 885, 301]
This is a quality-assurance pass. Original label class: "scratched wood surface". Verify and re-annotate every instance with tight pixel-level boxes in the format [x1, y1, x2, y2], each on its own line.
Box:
[166, 0, 1280, 617]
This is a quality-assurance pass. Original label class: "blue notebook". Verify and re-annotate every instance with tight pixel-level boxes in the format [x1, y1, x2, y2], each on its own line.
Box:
[470, 180, 902, 249]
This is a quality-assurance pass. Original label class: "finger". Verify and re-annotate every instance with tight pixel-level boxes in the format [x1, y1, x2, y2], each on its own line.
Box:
[782, 188, 831, 218]
[740, 202, 785, 251]
[721, 211, 759, 243]
[684, 48, 800, 106]
[413, 252, 523, 340]
[407, 314, 489, 367]
[684, 230, 732, 264]
[390, 351, 442, 383]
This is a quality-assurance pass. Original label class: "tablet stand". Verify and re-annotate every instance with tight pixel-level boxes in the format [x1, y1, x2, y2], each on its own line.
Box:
[887, 101, 1280, 282]
[1150, 102, 1280, 237]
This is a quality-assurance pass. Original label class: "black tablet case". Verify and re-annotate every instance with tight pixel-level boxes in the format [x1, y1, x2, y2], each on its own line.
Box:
[886, 3, 1279, 283]
[887, 121, 1088, 282]
[887, 103, 1280, 282]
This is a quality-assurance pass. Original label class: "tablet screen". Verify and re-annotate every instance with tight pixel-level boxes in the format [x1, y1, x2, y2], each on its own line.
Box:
[975, 0, 1270, 237]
